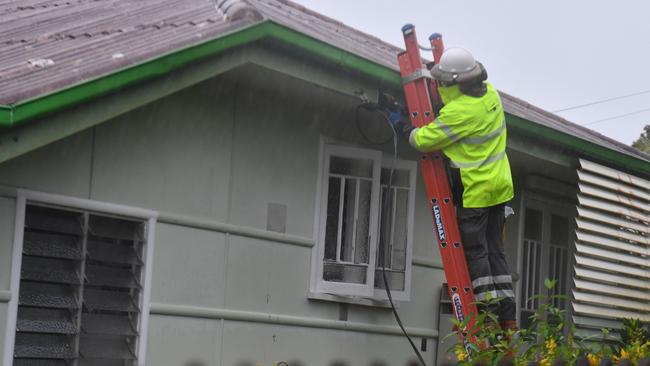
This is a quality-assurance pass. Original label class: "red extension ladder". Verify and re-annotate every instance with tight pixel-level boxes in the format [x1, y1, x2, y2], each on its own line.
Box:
[397, 25, 478, 351]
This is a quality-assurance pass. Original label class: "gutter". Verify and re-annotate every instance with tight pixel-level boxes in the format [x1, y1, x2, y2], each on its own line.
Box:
[0, 20, 647, 175]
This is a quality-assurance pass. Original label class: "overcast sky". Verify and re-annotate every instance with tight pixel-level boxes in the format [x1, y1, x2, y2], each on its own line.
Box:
[292, 0, 650, 145]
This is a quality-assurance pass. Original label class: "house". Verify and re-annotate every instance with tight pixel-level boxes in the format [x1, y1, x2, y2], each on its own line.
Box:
[0, 0, 648, 365]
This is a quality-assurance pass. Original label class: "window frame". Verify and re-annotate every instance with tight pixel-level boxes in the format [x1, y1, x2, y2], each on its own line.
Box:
[311, 141, 417, 302]
[373, 157, 417, 302]
[3, 189, 158, 366]
[517, 192, 575, 324]
[314, 144, 382, 297]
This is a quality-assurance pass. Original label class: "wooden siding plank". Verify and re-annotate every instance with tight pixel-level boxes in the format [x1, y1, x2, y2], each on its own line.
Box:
[576, 218, 649, 246]
[573, 290, 650, 312]
[575, 243, 650, 268]
[581, 159, 650, 192]
[578, 194, 649, 224]
[579, 183, 649, 214]
[578, 170, 650, 203]
[576, 231, 649, 256]
[573, 298, 650, 322]
[575, 254, 650, 278]
[574, 278, 650, 301]
[575, 267, 650, 290]
[577, 206, 649, 235]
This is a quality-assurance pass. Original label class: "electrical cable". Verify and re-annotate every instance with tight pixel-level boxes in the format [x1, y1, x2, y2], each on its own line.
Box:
[552, 88, 650, 113]
[355, 105, 394, 145]
[356, 105, 428, 366]
[580, 106, 650, 126]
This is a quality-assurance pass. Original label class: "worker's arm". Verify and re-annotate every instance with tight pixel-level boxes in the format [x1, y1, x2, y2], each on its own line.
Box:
[408, 105, 468, 152]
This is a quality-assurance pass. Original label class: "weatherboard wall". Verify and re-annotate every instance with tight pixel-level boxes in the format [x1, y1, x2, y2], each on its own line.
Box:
[0, 74, 445, 365]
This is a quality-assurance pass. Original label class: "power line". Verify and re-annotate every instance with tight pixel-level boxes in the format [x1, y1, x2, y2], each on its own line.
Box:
[553, 89, 650, 112]
[581, 106, 650, 126]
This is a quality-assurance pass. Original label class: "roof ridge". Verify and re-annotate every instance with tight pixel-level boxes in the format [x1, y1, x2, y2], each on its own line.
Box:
[214, 0, 264, 21]
[266, 0, 402, 53]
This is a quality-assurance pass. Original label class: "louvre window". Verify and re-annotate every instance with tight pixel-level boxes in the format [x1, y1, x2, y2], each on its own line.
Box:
[13, 204, 147, 366]
[314, 144, 416, 301]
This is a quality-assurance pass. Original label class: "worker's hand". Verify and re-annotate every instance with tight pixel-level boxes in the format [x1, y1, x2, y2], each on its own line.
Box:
[387, 110, 402, 125]
[393, 120, 415, 141]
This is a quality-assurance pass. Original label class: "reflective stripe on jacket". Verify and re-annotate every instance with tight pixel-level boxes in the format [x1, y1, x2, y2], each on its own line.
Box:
[408, 83, 514, 208]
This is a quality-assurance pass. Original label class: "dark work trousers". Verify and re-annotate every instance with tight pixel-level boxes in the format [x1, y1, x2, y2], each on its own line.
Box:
[457, 204, 516, 321]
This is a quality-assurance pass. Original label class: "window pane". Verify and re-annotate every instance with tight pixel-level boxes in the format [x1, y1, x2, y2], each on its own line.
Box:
[377, 186, 392, 269]
[392, 189, 409, 271]
[340, 179, 357, 262]
[381, 168, 410, 188]
[374, 270, 405, 291]
[354, 180, 372, 265]
[17, 308, 76, 334]
[322, 263, 367, 284]
[524, 208, 542, 240]
[550, 214, 569, 246]
[324, 177, 341, 260]
[13, 333, 76, 359]
[330, 156, 373, 178]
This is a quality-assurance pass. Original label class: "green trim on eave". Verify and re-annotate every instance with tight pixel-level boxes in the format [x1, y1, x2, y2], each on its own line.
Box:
[507, 113, 650, 175]
[0, 21, 401, 128]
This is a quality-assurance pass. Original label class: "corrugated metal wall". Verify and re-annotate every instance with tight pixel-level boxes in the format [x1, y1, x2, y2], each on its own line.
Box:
[573, 159, 650, 336]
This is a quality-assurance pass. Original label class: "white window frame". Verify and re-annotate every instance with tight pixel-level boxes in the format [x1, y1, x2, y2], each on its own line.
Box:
[311, 141, 417, 301]
[373, 158, 417, 301]
[314, 144, 381, 297]
[3, 189, 158, 366]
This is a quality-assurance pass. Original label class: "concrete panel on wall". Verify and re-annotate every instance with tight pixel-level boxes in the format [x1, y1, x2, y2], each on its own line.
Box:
[228, 85, 321, 238]
[220, 320, 435, 366]
[0, 130, 92, 197]
[0, 197, 16, 291]
[146, 314, 222, 366]
[225, 236, 337, 319]
[150, 223, 227, 308]
[91, 79, 234, 221]
[0, 303, 7, 361]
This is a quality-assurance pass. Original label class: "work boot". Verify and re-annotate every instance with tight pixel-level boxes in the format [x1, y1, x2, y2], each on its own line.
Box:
[499, 320, 518, 358]
[499, 320, 518, 332]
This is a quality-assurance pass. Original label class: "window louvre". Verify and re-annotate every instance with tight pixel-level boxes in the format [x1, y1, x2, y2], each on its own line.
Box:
[13, 204, 147, 365]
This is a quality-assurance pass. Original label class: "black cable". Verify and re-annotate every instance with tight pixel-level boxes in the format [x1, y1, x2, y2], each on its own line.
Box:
[552, 88, 650, 113]
[370, 109, 428, 366]
[355, 105, 395, 145]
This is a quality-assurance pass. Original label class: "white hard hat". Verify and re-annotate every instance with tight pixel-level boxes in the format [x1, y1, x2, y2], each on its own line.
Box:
[431, 47, 484, 84]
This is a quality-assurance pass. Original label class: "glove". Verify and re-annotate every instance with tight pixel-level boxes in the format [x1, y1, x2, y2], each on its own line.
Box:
[387, 110, 402, 125]
[393, 120, 415, 141]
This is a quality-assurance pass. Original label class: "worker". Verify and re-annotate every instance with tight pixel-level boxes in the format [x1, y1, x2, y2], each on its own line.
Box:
[392, 47, 517, 331]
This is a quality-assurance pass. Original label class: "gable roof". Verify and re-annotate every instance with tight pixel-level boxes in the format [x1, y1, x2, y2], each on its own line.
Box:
[1, 0, 648, 170]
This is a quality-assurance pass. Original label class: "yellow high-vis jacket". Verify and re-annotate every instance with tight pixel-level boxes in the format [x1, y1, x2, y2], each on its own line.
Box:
[408, 83, 514, 208]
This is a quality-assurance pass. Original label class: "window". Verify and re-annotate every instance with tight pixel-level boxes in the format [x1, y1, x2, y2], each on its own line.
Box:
[313, 144, 416, 301]
[519, 198, 572, 328]
[5, 192, 156, 366]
